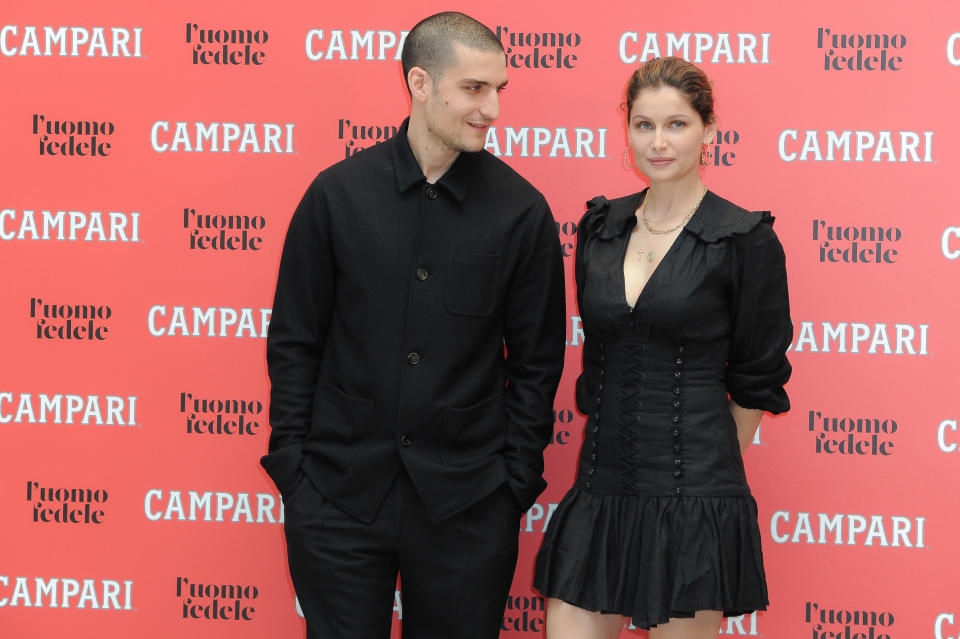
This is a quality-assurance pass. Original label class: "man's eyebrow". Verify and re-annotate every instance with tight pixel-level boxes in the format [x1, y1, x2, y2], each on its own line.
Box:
[462, 78, 509, 88]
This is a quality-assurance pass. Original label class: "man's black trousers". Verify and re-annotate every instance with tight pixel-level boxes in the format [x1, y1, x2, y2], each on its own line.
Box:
[283, 470, 522, 638]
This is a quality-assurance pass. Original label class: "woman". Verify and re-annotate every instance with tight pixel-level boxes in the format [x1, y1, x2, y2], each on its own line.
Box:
[533, 57, 792, 638]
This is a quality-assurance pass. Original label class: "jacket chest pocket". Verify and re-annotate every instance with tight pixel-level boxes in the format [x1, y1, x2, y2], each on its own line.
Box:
[444, 250, 500, 317]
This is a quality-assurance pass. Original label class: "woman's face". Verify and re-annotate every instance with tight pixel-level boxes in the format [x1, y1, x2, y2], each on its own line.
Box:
[628, 86, 715, 184]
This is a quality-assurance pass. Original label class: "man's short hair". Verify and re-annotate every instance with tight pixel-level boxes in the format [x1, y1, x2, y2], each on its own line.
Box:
[401, 12, 503, 93]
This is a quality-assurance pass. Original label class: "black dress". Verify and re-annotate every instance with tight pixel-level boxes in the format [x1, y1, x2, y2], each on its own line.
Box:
[533, 189, 792, 630]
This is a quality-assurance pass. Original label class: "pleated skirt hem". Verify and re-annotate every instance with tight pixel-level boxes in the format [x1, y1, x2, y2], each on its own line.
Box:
[533, 487, 769, 631]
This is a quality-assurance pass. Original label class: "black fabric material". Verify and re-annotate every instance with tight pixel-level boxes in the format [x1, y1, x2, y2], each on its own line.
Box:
[262, 118, 566, 523]
[534, 189, 792, 630]
[285, 472, 521, 639]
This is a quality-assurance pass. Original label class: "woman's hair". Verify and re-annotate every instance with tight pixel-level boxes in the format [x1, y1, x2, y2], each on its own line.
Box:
[623, 56, 715, 126]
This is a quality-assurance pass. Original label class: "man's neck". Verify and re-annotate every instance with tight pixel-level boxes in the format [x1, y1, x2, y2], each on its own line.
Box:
[406, 114, 459, 184]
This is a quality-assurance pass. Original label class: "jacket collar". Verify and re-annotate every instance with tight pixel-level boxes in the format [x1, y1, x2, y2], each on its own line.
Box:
[391, 118, 474, 203]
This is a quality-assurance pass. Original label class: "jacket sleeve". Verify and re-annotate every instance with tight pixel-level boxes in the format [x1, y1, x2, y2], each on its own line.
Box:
[261, 176, 336, 495]
[501, 196, 567, 510]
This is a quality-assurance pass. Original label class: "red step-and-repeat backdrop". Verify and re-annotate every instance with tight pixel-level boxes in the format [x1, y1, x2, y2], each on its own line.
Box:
[2, 1, 959, 637]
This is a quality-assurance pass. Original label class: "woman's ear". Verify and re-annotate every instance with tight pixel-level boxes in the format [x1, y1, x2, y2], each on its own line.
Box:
[703, 120, 717, 146]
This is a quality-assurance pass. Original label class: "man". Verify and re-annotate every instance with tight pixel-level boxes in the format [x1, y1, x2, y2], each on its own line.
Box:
[261, 11, 566, 639]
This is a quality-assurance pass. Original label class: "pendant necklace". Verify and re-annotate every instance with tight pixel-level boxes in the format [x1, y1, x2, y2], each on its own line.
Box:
[636, 186, 707, 262]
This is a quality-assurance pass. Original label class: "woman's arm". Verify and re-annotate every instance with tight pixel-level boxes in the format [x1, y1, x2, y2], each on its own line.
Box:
[730, 400, 763, 454]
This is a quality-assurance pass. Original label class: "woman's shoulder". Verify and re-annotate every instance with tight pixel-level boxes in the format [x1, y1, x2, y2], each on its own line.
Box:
[685, 190, 775, 244]
[579, 192, 644, 240]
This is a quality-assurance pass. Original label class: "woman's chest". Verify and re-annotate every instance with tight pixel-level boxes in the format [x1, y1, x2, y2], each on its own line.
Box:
[581, 233, 734, 339]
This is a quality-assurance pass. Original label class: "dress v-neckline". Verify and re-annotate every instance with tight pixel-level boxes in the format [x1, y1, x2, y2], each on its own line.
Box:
[621, 188, 706, 311]
[621, 223, 686, 311]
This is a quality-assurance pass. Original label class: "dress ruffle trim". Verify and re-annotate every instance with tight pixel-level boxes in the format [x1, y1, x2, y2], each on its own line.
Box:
[581, 195, 619, 239]
[534, 487, 769, 630]
[581, 190, 773, 244]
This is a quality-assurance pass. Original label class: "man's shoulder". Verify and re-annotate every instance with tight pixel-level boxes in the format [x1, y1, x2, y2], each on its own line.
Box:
[312, 136, 394, 186]
[292, 140, 394, 218]
[472, 150, 545, 203]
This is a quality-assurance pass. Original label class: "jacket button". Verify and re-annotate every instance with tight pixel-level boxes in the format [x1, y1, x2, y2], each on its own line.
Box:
[673, 470, 682, 479]
[415, 267, 429, 281]
[673, 445, 681, 454]
[425, 186, 438, 199]
[672, 416, 680, 424]
[673, 457, 682, 466]
[671, 427, 681, 437]
[673, 487, 682, 496]
[407, 352, 421, 365]
[400, 434, 412, 447]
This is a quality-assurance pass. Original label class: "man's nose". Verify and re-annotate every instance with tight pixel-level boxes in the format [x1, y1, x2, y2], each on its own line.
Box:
[480, 90, 500, 121]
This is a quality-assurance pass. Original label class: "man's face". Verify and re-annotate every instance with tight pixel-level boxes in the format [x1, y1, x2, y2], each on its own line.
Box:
[423, 42, 508, 154]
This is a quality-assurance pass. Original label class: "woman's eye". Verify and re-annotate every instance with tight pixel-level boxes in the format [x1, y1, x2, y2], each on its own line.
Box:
[670, 120, 686, 128]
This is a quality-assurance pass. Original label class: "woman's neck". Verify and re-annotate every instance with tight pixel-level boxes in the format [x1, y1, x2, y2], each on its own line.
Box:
[643, 177, 705, 223]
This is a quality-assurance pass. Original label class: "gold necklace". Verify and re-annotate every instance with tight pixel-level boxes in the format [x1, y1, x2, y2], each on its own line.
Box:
[641, 186, 707, 235]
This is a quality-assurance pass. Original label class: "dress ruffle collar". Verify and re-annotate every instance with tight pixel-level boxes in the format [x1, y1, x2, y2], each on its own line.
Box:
[584, 189, 772, 243]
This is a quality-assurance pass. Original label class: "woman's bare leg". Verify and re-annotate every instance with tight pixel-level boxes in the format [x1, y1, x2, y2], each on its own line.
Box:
[545, 598, 628, 639]
[648, 610, 723, 639]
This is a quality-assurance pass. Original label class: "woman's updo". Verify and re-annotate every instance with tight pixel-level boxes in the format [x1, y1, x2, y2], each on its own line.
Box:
[624, 56, 715, 126]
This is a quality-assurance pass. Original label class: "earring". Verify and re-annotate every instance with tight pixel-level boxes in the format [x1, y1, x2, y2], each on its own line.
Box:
[623, 146, 635, 170]
[700, 144, 713, 167]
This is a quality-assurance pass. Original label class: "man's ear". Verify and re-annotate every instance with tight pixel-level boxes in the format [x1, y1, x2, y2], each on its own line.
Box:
[408, 67, 431, 103]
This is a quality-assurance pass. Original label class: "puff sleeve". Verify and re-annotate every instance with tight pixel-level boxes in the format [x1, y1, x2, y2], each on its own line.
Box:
[573, 197, 609, 416]
[725, 217, 792, 414]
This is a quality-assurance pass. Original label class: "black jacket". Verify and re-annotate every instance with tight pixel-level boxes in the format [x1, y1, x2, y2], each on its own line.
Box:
[262, 121, 566, 523]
